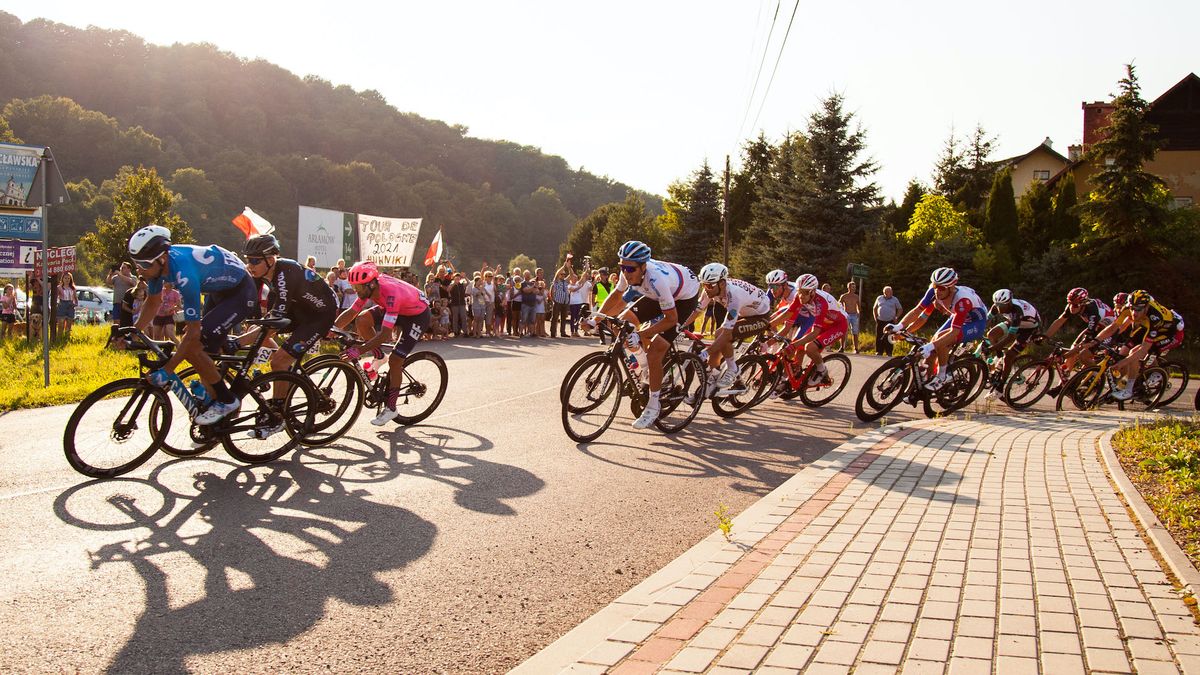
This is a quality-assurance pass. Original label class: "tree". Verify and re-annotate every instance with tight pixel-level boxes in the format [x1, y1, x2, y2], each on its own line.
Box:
[1077, 65, 1166, 247]
[887, 180, 925, 233]
[1049, 173, 1080, 243]
[0, 114, 18, 143]
[901, 194, 978, 247]
[507, 253, 537, 272]
[78, 166, 194, 269]
[560, 203, 615, 262]
[735, 132, 809, 280]
[590, 193, 664, 267]
[665, 161, 722, 271]
[1016, 179, 1055, 256]
[932, 125, 997, 213]
[725, 134, 772, 247]
[983, 166, 1019, 256]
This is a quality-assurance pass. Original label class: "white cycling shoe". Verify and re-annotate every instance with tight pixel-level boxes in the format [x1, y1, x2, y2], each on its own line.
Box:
[632, 403, 660, 429]
[371, 408, 399, 426]
[195, 399, 240, 426]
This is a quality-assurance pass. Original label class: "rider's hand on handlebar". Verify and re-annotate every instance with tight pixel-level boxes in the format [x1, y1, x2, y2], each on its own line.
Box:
[342, 346, 362, 361]
[885, 323, 903, 334]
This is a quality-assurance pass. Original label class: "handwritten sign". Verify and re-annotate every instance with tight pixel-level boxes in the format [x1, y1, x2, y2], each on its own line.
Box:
[357, 214, 422, 268]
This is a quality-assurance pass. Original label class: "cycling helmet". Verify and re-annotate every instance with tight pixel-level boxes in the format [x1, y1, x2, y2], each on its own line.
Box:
[1113, 292, 1129, 308]
[616, 240, 652, 263]
[346, 261, 380, 285]
[698, 262, 729, 284]
[930, 267, 958, 287]
[765, 269, 788, 285]
[992, 289, 1012, 305]
[128, 224, 172, 262]
[243, 234, 281, 257]
[1066, 287, 1089, 305]
[797, 273, 819, 290]
[1128, 289, 1153, 309]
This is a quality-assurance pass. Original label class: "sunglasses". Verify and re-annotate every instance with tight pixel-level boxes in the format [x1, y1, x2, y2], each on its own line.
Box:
[134, 259, 158, 270]
[619, 264, 640, 274]
[245, 256, 266, 265]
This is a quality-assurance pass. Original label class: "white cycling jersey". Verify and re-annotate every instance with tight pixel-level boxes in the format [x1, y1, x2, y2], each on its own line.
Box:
[697, 278, 772, 329]
[614, 259, 700, 311]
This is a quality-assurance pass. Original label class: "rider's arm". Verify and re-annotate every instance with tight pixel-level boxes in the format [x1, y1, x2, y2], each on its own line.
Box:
[1044, 312, 1068, 338]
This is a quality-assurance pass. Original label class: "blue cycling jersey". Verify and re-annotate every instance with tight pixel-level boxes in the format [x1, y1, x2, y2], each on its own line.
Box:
[147, 244, 249, 321]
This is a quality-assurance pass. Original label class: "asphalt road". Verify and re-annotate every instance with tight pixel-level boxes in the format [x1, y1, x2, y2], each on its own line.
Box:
[0, 337, 1190, 673]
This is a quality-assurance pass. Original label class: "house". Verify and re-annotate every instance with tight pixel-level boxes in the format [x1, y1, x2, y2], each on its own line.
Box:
[1054, 73, 1200, 207]
[1000, 138, 1071, 198]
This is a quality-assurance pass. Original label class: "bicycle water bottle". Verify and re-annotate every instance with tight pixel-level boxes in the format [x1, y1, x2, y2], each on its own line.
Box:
[362, 360, 379, 381]
[188, 379, 212, 406]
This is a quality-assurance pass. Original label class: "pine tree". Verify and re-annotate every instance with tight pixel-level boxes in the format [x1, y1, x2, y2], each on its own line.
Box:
[665, 161, 723, 271]
[1049, 173, 1080, 242]
[887, 180, 925, 233]
[1016, 179, 1055, 255]
[726, 134, 772, 248]
[984, 166, 1019, 254]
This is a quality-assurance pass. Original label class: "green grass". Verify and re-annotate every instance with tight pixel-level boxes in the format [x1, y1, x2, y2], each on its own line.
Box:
[0, 324, 140, 411]
[1113, 419, 1200, 569]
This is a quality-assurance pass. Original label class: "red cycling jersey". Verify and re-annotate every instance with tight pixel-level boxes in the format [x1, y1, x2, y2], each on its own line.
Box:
[771, 288, 846, 327]
[349, 274, 429, 329]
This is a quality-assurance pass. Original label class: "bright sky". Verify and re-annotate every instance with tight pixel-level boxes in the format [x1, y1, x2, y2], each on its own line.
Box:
[3, 1, 1197, 202]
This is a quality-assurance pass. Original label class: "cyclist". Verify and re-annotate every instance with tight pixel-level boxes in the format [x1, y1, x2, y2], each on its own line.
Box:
[886, 267, 987, 390]
[238, 235, 339, 428]
[765, 269, 797, 309]
[333, 260, 432, 425]
[683, 263, 773, 399]
[1092, 290, 1184, 401]
[593, 240, 701, 430]
[984, 289, 1041, 368]
[126, 225, 258, 424]
[1042, 287, 1115, 374]
[767, 273, 848, 392]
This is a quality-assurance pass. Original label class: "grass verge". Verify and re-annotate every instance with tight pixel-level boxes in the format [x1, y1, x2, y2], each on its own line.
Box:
[1112, 418, 1200, 571]
[0, 324, 139, 411]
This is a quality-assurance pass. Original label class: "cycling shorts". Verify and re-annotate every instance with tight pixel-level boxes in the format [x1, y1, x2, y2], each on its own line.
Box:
[200, 275, 257, 354]
[730, 313, 771, 340]
[808, 313, 849, 349]
[391, 307, 432, 358]
[1149, 327, 1184, 356]
[282, 304, 338, 358]
[627, 293, 699, 342]
[938, 314, 987, 343]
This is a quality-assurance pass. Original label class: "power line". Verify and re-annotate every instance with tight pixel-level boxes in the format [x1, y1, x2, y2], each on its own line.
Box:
[734, 0, 780, 145]
[748, 0, 801, 138]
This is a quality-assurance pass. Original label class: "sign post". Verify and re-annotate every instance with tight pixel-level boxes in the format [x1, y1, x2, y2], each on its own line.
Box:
[24, 146, 70, 387]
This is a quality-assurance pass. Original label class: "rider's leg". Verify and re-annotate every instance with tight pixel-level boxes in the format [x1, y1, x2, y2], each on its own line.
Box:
[645, 335, 669, 397]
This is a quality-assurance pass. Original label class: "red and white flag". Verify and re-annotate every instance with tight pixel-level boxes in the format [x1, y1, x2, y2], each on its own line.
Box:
[231, 207, 274, 239]
[424, 228, 444, 267]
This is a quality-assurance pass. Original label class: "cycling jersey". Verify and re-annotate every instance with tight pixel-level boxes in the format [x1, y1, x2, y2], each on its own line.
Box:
[697, 279, 772, 330]
[1058, 299, 1114, 336]
[1133, 301, 1182, 337]
[349, 274, 429, 330]
[989, 299, 1040, 329]
[919, 285, 987, 330]
[147, 244, 250, 322]
[262, 258, 338, 318]
[777, 289, 847, 326]
[613, 259, 700, 311]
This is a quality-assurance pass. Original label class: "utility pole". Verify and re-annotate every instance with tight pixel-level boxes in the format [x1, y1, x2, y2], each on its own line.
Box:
[722, 154, 731, 266]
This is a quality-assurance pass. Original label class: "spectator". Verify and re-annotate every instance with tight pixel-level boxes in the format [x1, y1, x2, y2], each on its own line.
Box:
[1, 284, 16, 340]
[153, 280, 181, 342]
[423, 273, 440, 304]
[873, 285, 903, 356]
[509, 270, 524, 336]
[479, 270, 496, 336]
[29, 274, 44, 334]
[469, 276, 488, 337]
[130, 281, 148, 324]
[520, 271, 538, 338]
[437, 263, 454, 301]
[305, 256, 317, 272]
[492, 272, 508, 336]
[448, 272, 468, 336]
[107, 262, 135, 333]
[56, 271, 77, 339]
[335, 267, 355, 312]
[550, 266, 571, 338]
[821, 282, 833, 294]
[430, 298, 449, 339]
[838, 281, 861, 353]
[534, 268, 548, 337]
[568, 271, 592, 336]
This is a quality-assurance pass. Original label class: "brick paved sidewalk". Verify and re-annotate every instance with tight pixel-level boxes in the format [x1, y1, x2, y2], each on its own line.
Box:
[516, 413, 1200, 674]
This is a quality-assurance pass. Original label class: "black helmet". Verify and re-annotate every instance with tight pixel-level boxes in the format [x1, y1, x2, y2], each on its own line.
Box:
[243, 234, 281, 257]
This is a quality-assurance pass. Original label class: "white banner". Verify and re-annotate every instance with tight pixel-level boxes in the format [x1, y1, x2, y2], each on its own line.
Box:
[297, 205, 349, 269]
[357, 214, 422, 268]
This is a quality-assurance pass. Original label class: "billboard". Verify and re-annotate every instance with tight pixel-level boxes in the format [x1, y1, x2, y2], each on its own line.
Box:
[0, 238, 39, 277]
[0, 143, 42, 210]
[32, 245, 76, 276]
[357, 214, 422, 268]
[0, 209, 43, 239]
[297, 205, 355, 269]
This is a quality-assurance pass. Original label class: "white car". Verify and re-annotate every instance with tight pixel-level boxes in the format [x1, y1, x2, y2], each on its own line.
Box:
[74, 286, 114, 321]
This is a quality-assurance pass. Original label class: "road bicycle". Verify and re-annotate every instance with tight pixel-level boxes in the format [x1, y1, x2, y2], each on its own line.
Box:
[324, 327, 448, 426]
[1055, 346, 1168, 412]
[1002, 340, 1074, 409]
[64, 320, 317, 479]
[854, 330, 981, 423]
[674, 329, 772, 418]
[560, 315, 706, 442]
[1145, 352, 1190, 407]
[755, 332, 852, 408]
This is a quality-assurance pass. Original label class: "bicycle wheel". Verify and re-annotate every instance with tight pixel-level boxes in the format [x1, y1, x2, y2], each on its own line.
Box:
[299, 357, 364, 445]
[957, 356, 989, 407]
[923, 360, 978, 417]
[565, 352, 621, 414]
[390, 351, 449, 425]
[1157, 360, 1190, 407]
[1128, 366, 1170, 411]
[799, 354, 852, 407]
[1003, 359, 1054, 410]
[655, 352, 707, 433]
[712, 355, 772, 418]
[1057, 366, 1104, 411]
[856, 357, 912, 422]
[64, 378, 171, 479]
[561, 356, 623, 442]
[221, 371, 317, 464]
[154, 367, 219, 457]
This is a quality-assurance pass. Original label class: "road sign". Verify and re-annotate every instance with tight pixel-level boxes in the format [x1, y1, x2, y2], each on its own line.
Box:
[0, 210, 43, 239]
[32, 245, 75, 276]
[847, 263, 870, 278]
[0, 238, 39, 276]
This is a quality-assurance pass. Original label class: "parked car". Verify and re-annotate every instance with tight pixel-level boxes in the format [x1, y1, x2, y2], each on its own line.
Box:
[74, 286, 114, 321]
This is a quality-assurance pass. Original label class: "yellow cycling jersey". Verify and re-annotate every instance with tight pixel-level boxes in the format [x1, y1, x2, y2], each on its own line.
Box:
[1133, 300, 1180, 335]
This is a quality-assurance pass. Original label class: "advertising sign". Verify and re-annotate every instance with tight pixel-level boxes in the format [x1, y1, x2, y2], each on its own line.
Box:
[0, 238, 39, 276]
[297, 205, 350, 269]
[0, 209, 43, 239]
[32, 245, 76, 276]
[0, 143, 43, 210]
[357, 214, 422, 268]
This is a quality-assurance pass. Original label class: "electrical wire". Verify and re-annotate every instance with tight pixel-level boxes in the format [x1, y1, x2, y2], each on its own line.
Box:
[748, 0, 801, 135]
[734, 0, 780, 145]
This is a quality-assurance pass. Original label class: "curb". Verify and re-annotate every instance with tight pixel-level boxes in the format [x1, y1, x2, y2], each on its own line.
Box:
[1097, 418, 1200, 597]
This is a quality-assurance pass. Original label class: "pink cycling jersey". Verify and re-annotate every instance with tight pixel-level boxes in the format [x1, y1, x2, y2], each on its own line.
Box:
[349, 274, 429, 329]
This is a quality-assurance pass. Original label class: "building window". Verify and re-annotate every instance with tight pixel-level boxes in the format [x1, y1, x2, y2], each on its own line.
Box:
[1033, 170, 1050, 181]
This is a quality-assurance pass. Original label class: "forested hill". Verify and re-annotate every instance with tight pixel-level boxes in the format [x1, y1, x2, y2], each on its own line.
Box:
[0, 12, 658, 270]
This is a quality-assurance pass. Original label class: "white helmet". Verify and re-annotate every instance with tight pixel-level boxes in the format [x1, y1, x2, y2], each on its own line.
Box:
[797, 273, 819, 290]
[992, 289, 1012, 305]
[930, 267, 958, 287]
[698, 262, 729, 284]
[765, 269, 788, 285]
[128, 224, 172, 262]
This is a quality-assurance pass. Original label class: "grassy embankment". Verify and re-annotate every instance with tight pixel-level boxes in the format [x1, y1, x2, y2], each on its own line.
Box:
[0, 324, 139, 411]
